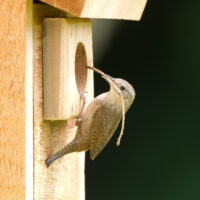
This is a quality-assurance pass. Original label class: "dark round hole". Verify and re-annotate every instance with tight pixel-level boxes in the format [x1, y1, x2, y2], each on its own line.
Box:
[75, 42, 87, 91]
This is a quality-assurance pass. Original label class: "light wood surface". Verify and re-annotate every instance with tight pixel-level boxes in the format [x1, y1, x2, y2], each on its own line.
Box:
[33, 5, 93, 200]
[43, 18, 93, 120]
[40, 0, 147, 21]
[0, 1, 26, 199]
[26, 0, 34, 199]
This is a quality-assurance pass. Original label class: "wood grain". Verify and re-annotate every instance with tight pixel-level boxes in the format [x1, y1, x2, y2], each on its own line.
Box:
[26, 1, 34, 199]
[40, 0, 86, 16]
[40, 0, 147, 21]
[43, 18, 93, 120]
[0, 0, 26, 199]
[33, 5, 93, 200]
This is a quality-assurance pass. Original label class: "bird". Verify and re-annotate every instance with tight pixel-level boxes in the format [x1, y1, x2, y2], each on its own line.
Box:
[45, 67, 135, 167]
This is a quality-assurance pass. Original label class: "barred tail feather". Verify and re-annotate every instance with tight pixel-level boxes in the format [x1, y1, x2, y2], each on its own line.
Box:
[45, 142, 75, 167]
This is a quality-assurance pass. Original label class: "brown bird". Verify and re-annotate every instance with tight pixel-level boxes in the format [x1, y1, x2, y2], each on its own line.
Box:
[45, 67, 135, 167]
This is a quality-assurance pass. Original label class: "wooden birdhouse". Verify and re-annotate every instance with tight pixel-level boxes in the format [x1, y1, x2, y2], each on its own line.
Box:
[0, 0, 147, 199]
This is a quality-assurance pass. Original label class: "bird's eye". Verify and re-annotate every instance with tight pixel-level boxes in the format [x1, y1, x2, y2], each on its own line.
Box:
[120, 85, 126, 91]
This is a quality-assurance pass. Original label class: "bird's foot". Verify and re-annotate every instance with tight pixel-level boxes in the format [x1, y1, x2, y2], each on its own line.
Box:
[76, 91, 88, 125]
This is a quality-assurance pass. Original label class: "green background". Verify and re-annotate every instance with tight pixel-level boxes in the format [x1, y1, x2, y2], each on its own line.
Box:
[86, 1, 200, 199]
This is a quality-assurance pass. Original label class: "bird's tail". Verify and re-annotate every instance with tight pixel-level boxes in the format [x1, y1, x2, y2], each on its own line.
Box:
[45, 142, 75, 167]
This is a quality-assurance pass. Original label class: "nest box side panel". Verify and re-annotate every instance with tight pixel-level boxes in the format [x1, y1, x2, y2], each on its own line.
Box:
[0, 0, 26, 200]
[33, 4, 93, 200]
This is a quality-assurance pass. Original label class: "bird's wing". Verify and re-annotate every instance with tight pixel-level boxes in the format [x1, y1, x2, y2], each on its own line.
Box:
[90, 104, 121, 160]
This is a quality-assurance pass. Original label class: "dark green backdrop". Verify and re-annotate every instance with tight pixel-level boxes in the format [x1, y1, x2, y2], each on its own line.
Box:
[86, 1, 200, 200]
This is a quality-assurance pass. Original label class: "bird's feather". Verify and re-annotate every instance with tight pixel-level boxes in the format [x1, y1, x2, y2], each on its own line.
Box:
[90, 104, 121, 159]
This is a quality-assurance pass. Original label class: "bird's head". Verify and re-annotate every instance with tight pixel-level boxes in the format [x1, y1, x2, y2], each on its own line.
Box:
[106, 75, 135, 112]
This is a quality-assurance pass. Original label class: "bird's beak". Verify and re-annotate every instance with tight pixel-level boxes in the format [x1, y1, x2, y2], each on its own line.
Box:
[104, 74, 114, 81]
[101, 73, 116, 86]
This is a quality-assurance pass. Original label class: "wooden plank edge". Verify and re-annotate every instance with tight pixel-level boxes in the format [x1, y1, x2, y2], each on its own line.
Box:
[26, 0, 33, 199]
[39, 0, 147, 21]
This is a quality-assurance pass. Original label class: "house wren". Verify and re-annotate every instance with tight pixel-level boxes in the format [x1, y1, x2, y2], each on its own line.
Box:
[45, 66, 135, 167]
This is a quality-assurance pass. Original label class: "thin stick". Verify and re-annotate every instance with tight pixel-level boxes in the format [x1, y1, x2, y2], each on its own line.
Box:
[86, 66, 125, 146]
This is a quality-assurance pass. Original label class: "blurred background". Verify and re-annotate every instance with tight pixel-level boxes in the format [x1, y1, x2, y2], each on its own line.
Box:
[86, 1, 200, 200]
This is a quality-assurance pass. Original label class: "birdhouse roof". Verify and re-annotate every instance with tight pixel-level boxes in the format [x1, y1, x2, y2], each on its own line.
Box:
[40, 0, 147, 21]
